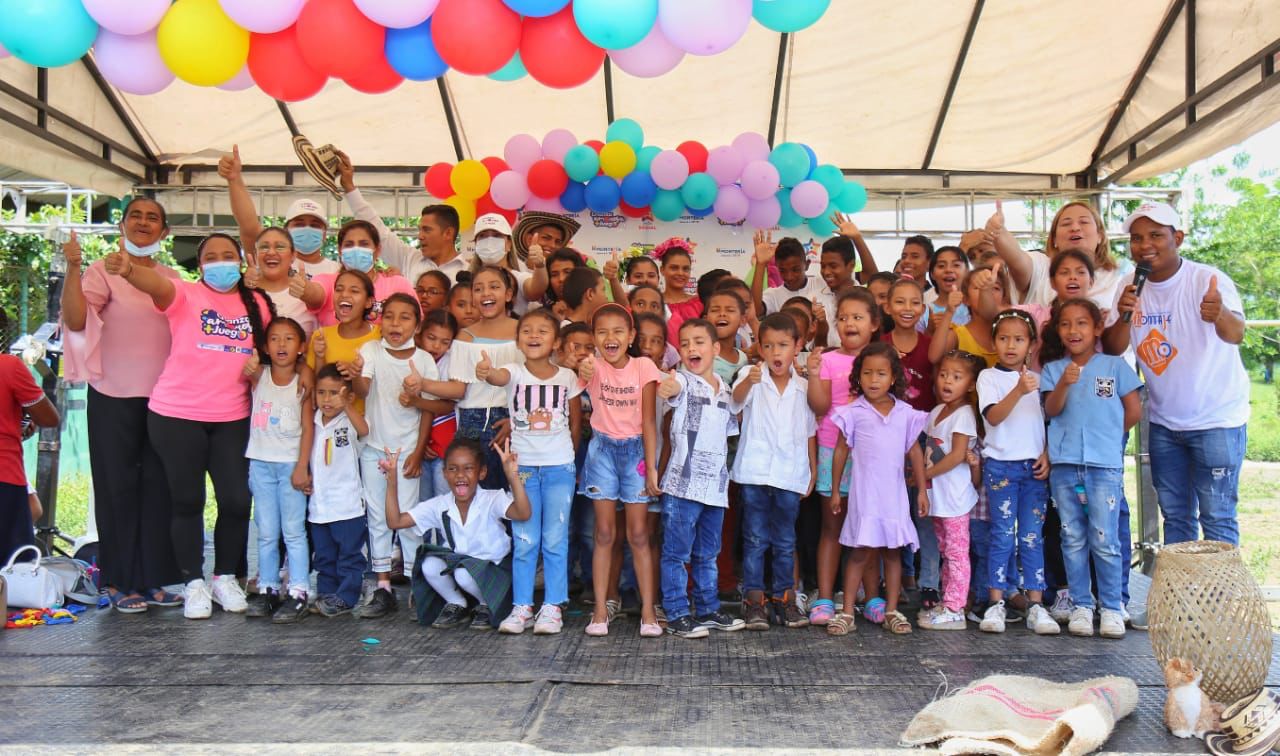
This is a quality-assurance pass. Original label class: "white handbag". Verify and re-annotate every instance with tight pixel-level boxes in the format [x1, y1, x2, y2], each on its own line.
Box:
[1, 545, 61, 609]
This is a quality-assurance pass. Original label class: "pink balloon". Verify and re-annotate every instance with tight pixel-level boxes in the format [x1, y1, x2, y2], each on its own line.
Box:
[542, 129, 578, 163]
[608, 23, 684, 78]
[746, 196, 782, 229]
[524, 195, 566, 213]
[504, 133, 543, 174]
[713, 185, 749, 224]
[218, 0, 307, 34]
[353, 0, 440, 28]
[649, 150, 689, 191]
[732, 132, 771, 163]
[790, 180, 830, 219]
[93, 29, 174, 96]
[657, 0, 751, 56]
[706, 146, 745, 186]
[740, 160, 780, 201]
[490, 171, 531, 211]
[83, 0, 171, 36]
[218, 65, 255, 91]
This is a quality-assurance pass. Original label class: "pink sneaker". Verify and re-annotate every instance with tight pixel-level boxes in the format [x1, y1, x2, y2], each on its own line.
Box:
[808, 599, 835, 626]
[639, 622, 662, 637]
[585, 620, 609, 636]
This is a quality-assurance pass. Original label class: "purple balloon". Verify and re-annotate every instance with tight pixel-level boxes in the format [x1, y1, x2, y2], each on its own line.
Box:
[609, 22, 684, 78]
[657, 0, 751, 56]
[746, 196, 782, 230]
[649, 150, 690, 191]
[504, 134, 543, 174]
[732, 132, 771, 163]
[490, 171, 531, 211]
[790, 180, 830, 219]
[740, 160, 780, 201]
[0, 42, 9, 59]
[353, 0, 440, 29]
[217, 0, 307, 34]
[524, 195, 566, 214]
[541, 129, 578, 163]
[83, 0, 170, 36]
[706, 146, 745, 186]
[93, 29, 174, 96]
[713, 185, 749, 224]
[218, 65, 255, 91]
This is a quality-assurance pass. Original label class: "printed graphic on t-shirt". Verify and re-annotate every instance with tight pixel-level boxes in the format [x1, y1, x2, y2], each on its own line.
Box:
[511, 381, 572, 435]
[1137, 327, 1177, 376]
[199, 309, 255, 354]
[924, 434, 945, 490]
[1094, 376, 1115, 399]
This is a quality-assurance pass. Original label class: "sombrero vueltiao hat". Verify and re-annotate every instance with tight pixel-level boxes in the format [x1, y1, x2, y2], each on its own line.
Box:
[512, 211, 581, 260]
[292, 135, 343, 200]
[1206, 689, 1280, 756]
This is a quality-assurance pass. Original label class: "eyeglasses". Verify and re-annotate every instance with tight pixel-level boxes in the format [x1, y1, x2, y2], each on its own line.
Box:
[416, 287, 447, 298]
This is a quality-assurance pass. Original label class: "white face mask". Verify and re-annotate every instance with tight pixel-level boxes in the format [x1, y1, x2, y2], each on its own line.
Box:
[474, 236, 508, 263]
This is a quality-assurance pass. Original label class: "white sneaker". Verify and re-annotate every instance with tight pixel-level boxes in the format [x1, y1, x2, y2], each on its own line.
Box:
[1099, 609, 1126, 639]
[211, 574, 248, 613]
[1068, 606, 1095, 637]
[532, 604, 563, 635]
[979, 600, 1007, 633]
[923, 608, 966, 631]
[795, 591, 809, 614]
[499, 604, 535, 634]
[1027, 604, 1061, 635]
[184, 579, 212, 620]
[1049, 589, 1073, 623]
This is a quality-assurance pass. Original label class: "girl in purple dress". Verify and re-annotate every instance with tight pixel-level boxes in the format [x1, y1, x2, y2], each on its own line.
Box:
[826, 342, 929, 636]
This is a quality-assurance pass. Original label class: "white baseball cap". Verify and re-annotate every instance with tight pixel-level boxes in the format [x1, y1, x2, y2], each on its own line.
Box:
[285, 199, 326, 224]
[1121, 201, 1181, 232]
[473, 213, 512, 238]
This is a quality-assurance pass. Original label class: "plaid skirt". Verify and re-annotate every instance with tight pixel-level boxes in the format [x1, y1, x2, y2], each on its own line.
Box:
[411, 542, 513, 629]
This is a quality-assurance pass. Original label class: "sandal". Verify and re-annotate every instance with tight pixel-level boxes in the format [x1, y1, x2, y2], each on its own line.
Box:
[883, 610, 913, 635]
[920, 588, 940, 609]
[826, 612, 855, 636]
[107, 588, 148, 614]
[146, 588, 184, 607]
[605, 598, 622, 624]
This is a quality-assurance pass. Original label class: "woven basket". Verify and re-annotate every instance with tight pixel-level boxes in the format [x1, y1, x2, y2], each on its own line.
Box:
[1148, 540, 1273, 702]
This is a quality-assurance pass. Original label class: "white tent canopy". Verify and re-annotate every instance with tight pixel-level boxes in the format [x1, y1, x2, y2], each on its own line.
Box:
[1, 0, 1278, 202]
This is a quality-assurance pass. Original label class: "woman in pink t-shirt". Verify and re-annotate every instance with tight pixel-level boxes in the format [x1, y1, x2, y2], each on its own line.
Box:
[60, 197, 183, 613]
[112, 232, 275, 620]
[301, 220, 417, 328]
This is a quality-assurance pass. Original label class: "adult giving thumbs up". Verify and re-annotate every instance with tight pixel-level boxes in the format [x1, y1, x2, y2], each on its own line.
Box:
[218, 144, 242, 183]
[1200, 275, 1223, 324]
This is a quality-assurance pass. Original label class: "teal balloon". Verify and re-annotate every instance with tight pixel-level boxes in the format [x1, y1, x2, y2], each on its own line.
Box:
[605, 118, 645, 151]
[564, 145, 601, 183]
[769, 143, 810, 188]
[0, 0, 98, 68]
[574, 0, 658, 50]
[651, 189, 685, 222]
[752, 0, 831, 33]
[776, 188, 803, 228]
[808, 205, 838, 236]
[488, 50, 527, 82]
[635, 145, 662, 174]
[680, 172, 717, 211]
[811, 164, 844, 196]
[834, 180, 868, 214]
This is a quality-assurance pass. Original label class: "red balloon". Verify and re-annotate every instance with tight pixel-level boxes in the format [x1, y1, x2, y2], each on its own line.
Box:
[345, 55, 403, 94]
[619, 200, 649, 219]
[477, 193, 517, 226]
[584, 140, 604, 154]
[425, 162, 454, 198]
[431, 0, 521, 75]
[677, 141, 709, 174]
[520, 7, 605, 90]
[527, 159, 569, 199]
[481, 156, 510, 178]
[296, 0, 385, 81]
[248, 27, 328, 102]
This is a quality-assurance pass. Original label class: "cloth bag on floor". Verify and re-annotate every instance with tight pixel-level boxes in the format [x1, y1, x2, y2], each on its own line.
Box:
[1, 546, 61, 609]
[901, 674, 1138, 756]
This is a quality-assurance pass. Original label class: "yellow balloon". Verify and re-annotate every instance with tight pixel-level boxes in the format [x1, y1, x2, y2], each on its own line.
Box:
[599, 141, 637, 179]
[445, 195, 477, 231]
[450, 160, 491, 201]
[157, 0, 250, 87]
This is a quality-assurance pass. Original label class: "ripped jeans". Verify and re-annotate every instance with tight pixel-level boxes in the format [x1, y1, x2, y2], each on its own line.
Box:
[1149, 423, 1246, 546]
[1051, 464, 1124, 612]
[511, 463, 577, 606]
[984, 458, 1049, 595]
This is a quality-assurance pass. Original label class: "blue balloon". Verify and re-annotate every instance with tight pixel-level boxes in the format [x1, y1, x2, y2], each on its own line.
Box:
[680, 172, 718, 211]
[386, 19, 448, 81]
[0, 0, 98, 68]
[808, 206, 838, 236]
[752, 0, 831, 33]
[651, 189, 684, 222]
[605, 117, 646, 151]
[564, 145, 601, 184]
[560, 182, 588, 213]
[834, 180, 868, 214]
[776, 188, 804, 228]
[811, 164, 844, 196]
[687, 204, 714, 218]
[488, 50, 527, 82]
[574, 0, 658, 50]
[769, 143, 811, 188]
[635, 145, 662, 174]
[620, 171, 658, 207]
[501, 0, 570, 17]
[800, 144, 818, 178]
[585, 176, 621, 213]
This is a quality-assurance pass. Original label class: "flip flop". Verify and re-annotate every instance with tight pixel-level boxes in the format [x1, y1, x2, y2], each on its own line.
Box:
[146, 588, 184, 607]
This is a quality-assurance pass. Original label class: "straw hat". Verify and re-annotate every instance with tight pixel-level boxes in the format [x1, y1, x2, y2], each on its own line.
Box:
[1206, 689, 1280, 756]
[512, 211, 580, 260]
[292, 134, 343, 200]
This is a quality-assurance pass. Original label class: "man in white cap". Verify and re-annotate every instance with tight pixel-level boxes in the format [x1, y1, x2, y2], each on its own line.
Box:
[1103, 201, 1249, 546]
[469, 212, 548, 316]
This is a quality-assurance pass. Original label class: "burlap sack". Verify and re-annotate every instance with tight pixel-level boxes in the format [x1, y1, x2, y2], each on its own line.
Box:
[901, 674, 1138, 755]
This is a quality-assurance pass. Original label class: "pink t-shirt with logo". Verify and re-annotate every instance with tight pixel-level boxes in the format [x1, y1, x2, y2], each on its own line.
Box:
[583, 356, 666, 440]
[309, 271, 417, 327]
[817, 349, 858, 448]
[148, 281, 271, 423]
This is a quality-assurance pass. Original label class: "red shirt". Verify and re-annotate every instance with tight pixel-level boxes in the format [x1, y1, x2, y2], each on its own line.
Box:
[1, 356, 46, 486]
[882, 331, 936, 412]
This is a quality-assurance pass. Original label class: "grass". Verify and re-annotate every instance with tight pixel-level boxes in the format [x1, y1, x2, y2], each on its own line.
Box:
[50, 475, 218, 540]
[1246, 379, 1280, 462]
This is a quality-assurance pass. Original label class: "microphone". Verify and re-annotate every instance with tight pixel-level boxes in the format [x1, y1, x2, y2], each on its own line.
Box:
[1123, 262, 1153, 323]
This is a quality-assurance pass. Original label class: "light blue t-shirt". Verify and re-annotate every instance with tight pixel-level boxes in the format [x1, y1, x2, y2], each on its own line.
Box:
[1040, 353, 1141, 467]
[919, 303, 970, 333]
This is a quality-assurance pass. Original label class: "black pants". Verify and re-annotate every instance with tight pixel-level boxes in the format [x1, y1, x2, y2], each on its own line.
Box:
[147, 411, 251, 582]
[0, 481, 33, 565]
[88, 388, 179, 591]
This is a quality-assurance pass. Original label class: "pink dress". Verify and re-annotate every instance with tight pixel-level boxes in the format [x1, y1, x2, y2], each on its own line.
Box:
[664, 297, 704, 345]
[829, 395, 928, 551]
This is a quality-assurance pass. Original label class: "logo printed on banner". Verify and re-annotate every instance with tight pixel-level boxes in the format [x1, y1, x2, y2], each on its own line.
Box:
[590, 211, 626, 229]
[1136, 328, 1178, 376]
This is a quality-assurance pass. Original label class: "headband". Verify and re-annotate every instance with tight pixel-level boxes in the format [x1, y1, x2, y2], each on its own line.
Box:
[591, 301, 633, 329]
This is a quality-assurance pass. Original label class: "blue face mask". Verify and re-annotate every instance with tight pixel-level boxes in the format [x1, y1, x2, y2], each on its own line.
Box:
[289, 227, 324, 254]
[202, 261, 242, 293]
[124, 238, 163, 258]
[341, 245, 375, 273]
